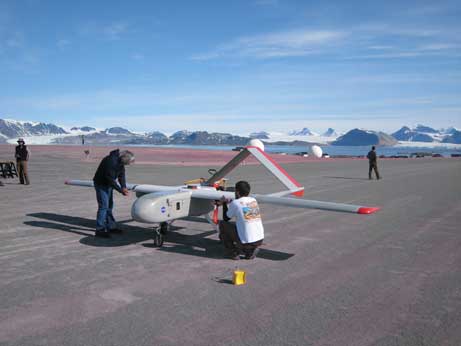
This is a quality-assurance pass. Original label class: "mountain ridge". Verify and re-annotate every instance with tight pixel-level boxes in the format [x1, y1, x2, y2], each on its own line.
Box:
[2, 118, 460, 145]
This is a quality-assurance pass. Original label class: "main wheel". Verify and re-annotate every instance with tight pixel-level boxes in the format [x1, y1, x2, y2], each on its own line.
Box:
[160, 222, 169, 235]
[153, 228, 164, 247]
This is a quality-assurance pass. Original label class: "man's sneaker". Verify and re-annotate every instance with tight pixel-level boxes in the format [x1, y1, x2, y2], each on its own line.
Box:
[225, 249, 240, 260]
[231, 252, 240, 260]
[95, 230, 111, 238]
[245, 247, 260, 260]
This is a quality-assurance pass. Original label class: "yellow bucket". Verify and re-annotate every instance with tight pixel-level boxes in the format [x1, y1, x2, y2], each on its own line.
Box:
[233, 270, 246, 285]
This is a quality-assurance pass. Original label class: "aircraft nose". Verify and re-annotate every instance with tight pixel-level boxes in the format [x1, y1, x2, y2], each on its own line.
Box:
[131, 194, 159, 223]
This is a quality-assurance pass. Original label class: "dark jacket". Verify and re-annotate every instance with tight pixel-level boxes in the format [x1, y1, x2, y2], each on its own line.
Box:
[367, 150, 377, 164]
[93, 149, 126, 193]
[15, 145, 29, 161]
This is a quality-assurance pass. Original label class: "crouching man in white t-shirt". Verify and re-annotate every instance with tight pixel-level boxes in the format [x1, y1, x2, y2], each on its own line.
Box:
[218, 181, 264, 260]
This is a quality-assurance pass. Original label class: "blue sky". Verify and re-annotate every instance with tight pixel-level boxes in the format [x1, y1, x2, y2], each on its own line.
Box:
[1, 0, 460, 135]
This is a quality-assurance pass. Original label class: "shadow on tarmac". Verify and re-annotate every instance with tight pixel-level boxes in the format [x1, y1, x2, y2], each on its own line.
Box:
[25, 212, 294, 260]
[26, 212, 160, 247]
[212, 278, 234, 285]
[147, 231, 294, 261]
[323, 176, 370, 181]
[0, 181, 22, 185]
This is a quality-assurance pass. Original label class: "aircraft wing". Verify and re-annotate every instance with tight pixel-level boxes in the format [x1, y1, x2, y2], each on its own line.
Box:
[65, 180, 184, 193]
[253, 194, 380, 214]
[65, 180, 95, 188]
[65, 180, 379, 214]
[187, 188, 379, 215]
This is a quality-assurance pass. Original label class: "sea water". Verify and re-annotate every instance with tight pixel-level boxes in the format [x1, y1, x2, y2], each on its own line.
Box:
[129, 144, 461, 157]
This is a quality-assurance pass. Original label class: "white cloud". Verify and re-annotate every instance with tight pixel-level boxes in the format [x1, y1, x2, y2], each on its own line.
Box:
[418, 43, 459, 51]
[192, 29, 347, 60]
[367, 45, 394, 50]
[192, 23, 461, 62]
[343, 23, 461, 59]
[357, 24, 441, 38]
[344, 52, 425, 59]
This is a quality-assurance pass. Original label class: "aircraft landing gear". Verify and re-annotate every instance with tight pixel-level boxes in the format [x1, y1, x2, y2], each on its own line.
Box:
[153, 228, 163, 247]
[153, 222, 169, 247]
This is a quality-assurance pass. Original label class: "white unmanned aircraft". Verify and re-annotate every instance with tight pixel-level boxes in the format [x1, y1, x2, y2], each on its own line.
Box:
[65, 140, 380, 246]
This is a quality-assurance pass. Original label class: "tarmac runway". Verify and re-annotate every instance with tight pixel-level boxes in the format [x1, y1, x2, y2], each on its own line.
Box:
[1, 145, 460, 346]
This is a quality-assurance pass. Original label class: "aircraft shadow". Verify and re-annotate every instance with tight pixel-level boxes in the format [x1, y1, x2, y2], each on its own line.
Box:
[323, 176, 370, 181]
[144, 230, 224, 259]
[149, 232, 294, 261]
[25, 212, 173, 247]
[25, 212, 294, 260]
[0, 181, 22, 185]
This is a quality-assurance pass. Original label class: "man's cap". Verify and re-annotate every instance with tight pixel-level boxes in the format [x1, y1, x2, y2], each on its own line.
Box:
[17, 138, 25, 143]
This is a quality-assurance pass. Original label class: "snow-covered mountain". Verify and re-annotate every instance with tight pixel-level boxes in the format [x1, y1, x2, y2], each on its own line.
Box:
[70, 126, 96, 132]
[288, 127, 317, 136]
[391, 124, 459, 143]
[442, 127, 459, 135]
[105, 127, 134, 135]
[414, 124, 438, 134]
[442, 130, 461, 144]
[263, 127, 339, 145]
[0, 118, 68, 138]
[249, 131, 270, 139]
[332, 129, 397, 146]
[392, 126, 434, 142]
[54, 127, 143, 145]
[169, 130, 192, 143]
[322, 128, 337, 137]
[1, 117, 459, 146]
[173, 131, 248, 145]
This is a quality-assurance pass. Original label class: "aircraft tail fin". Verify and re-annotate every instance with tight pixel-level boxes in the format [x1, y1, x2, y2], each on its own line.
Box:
[205, 146, 304, 196]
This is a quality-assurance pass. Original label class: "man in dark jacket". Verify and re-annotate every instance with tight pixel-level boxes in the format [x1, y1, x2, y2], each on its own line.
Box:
[367, 146, 381, 180]
[15, 138, 30, 185]
[93, 149, 135, 237]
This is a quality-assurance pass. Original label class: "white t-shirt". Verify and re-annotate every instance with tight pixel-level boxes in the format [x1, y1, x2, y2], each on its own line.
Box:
[226, 196, 264, 244]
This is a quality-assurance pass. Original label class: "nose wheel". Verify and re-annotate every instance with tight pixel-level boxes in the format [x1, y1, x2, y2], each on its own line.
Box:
[153, 222, 169, 247]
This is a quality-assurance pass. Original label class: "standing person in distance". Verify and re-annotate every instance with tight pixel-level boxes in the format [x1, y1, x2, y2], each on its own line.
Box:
[93, 149, 135, 238]
[367, 146, 381, 180]
[15, 138, 30, 185]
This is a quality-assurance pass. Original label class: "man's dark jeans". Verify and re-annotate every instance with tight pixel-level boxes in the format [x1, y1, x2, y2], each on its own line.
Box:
[95, 184, 116, 232]
[369, 163, 380, 180]
[219, 221, 263, 257]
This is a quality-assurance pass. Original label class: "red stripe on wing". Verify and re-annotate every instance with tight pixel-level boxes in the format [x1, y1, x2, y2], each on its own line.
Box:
[357, 207, 381, 214]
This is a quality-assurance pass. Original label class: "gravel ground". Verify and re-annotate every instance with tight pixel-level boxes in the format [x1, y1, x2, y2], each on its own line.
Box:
[1, 145, 460, 346]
